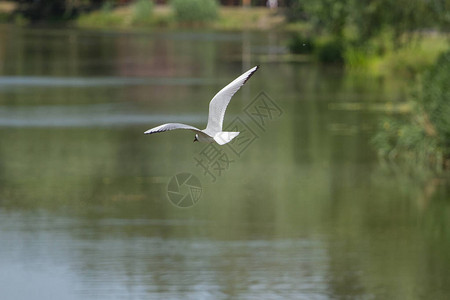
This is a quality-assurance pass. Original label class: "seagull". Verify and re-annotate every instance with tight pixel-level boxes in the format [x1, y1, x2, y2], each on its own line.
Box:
[144, 66, 259, 145]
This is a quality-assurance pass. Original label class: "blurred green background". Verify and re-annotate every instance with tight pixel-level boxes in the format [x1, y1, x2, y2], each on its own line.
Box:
[0, 1, 449, 299]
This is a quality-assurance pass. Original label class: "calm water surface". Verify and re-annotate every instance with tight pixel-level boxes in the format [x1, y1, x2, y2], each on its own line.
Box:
[0, 25, 449, 299]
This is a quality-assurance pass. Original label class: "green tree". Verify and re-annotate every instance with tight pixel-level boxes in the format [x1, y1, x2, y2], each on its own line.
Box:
[303, 0, 350, 38]
[419, 50, 450, 154]
[372, 49, 450, 170]
[287, 0, 449, 44]
[171, 0, 218, 23]
[351, 0, 448, 43]
[15, 0, 104, 22]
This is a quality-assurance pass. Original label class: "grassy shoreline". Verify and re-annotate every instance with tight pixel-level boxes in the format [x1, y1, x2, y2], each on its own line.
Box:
[75, 4, 286, 31]
[74, 4, 450, 76]
[4, 2, 447, 77]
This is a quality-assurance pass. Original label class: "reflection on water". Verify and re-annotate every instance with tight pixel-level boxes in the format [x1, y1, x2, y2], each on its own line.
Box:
[0, 104, 206, 127]
[0, 211, 330, 299]
[0, 76, 217, 87]
[0, 26, 449, 299]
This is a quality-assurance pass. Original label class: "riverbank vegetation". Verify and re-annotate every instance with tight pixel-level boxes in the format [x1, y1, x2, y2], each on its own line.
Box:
[3, 1, 448, 74]
[286, 0, 449, 74]
[1, 0, 449, 171]
[74, 1, 282, 30]
[372, 50, 450, 172]
[283, 0, 449, 171]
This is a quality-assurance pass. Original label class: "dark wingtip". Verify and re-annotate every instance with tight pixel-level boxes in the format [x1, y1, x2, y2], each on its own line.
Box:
[243, 65, 259, 84]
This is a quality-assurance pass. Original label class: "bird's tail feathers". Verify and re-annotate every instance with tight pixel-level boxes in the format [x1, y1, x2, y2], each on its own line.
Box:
[214, 132, 240, 145]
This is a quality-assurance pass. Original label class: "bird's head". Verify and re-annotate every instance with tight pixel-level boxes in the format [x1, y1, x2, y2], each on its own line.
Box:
[193, 134, 198, 143]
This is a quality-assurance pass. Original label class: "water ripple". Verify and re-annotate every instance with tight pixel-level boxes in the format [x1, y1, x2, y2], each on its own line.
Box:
[0, 104, 207, 127]
[0, 76, 217, 88]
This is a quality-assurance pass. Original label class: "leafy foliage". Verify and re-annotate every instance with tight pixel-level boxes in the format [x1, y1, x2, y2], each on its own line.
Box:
[171, 0, 218, 23]
[14, 0, 104, 22]
[420, 51, 450, 154]
[132, 0, 154, 25]
[372, 49, 450, 170]
[77, 1, 123, 28]
[288, 33, 315, 54]
[287, 0, 449, 44]
[316, 38, 345, 63]
[286, 0, 449, 68]
[302, 0, 350, 37]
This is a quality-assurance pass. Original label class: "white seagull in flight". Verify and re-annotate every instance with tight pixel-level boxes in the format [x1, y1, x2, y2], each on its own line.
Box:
[144, 66, 259, 145]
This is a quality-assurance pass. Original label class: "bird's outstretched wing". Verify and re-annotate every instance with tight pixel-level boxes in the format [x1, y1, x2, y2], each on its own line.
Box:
[204, 66, 259, 135]
[144, 123, 202, 135]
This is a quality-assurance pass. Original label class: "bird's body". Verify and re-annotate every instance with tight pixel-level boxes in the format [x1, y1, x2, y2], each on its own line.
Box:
[144, 66, 259, 145]
[195, 131, 216, 143]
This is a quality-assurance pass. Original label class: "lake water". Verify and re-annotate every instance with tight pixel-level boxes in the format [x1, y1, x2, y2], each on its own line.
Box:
[0, 25, 449, 299]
